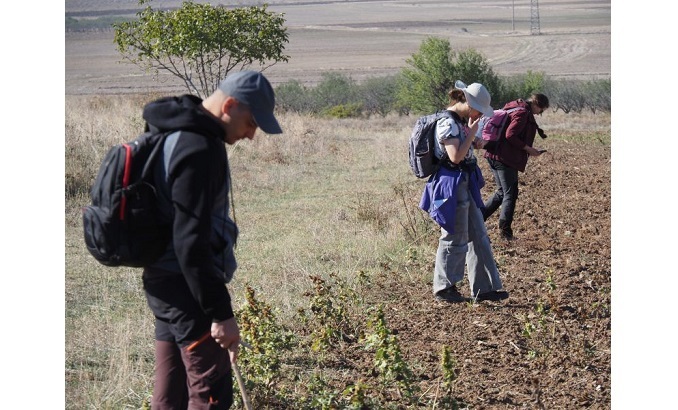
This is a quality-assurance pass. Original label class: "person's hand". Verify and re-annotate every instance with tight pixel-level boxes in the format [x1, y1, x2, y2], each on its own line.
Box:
[525, 146, 544, 157]
[467, 116, 481, 136]
[473, 137, 488, 150]
[211, 317, 240, 364]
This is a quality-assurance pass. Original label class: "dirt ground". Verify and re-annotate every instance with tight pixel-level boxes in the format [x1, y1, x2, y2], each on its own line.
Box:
[385, 136, 611, 408]
[263, 132, 611, 408]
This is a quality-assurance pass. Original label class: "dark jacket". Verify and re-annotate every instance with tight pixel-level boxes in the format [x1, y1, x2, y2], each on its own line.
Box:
[143, 95, 237, 322]
[484, 99, 539, 172]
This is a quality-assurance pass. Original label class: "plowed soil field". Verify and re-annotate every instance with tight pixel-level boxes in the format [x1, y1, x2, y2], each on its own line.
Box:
[372, 135, 612, 408]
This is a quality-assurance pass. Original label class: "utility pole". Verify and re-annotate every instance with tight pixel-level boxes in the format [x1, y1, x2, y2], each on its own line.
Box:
[530, 0, 541, 35]
[512, 0, 515, 31]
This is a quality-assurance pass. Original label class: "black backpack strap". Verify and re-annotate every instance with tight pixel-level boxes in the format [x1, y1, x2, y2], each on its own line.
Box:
[140, 131, 173, 182]
[435, 110, 455, 164]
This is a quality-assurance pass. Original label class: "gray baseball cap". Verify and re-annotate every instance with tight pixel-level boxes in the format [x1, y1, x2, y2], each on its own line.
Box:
[218, 70, 283, 134]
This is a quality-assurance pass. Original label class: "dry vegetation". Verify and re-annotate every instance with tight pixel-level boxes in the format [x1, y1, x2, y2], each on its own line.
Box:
[66, 94, 610, 408]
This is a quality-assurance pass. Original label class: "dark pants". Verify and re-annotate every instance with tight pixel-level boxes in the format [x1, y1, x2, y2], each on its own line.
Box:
[143, 270, 233, 410]
[483, 158, 519, 236]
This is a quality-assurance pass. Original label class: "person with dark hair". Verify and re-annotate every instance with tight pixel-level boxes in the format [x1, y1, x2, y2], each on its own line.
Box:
[141, 70, 282, 409]
[420, 80, 509, 303]
[482, 93, 549, 240]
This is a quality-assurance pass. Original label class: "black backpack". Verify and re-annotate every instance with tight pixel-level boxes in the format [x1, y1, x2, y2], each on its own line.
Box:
[82, 130, 175, 267]
[408, 110, 453, 178]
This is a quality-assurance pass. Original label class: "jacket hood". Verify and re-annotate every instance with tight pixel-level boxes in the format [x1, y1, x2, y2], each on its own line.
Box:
[503, 99, 529, 111]
[142, 94, 226, 141]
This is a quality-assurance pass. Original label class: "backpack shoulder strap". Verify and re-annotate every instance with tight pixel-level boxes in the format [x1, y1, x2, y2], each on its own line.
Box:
[162, 131, 181, 179]
[434, 110, 461, 164]
[506, 106, 525, 114]
[140, 131, 174, 181]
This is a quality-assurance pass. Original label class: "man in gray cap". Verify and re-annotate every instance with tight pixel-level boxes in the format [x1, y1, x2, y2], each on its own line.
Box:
[140, 70, 281, 409]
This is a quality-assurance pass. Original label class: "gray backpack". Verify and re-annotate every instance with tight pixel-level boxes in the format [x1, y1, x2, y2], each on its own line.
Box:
[408, 110, 453, 178]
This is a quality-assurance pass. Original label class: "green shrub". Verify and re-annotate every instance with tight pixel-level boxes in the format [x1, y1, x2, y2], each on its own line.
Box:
[321, 103, 363, 118]
[276, 79, 313, 113]
[312, 72, 358, 112]
[358, 75, 400, 117]
[237, 286, 295, 406]
[496, 70, 547, 107]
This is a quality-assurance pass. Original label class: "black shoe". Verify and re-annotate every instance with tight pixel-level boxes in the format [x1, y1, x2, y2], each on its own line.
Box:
[435, 286, 469, 303]
[500, 231, 516, 241]
[475, 290, 509, 302]
[499, 220, 514, 240]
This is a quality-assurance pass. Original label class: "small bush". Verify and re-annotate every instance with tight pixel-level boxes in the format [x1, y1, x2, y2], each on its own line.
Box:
[276, 79, 313, 113]
[321, 103, 363, 119]
[312, 72, 359, 112]
[359, 75, 400, 117]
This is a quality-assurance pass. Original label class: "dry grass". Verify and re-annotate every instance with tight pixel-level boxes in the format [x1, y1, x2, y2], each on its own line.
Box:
[65, 94, 610, 408]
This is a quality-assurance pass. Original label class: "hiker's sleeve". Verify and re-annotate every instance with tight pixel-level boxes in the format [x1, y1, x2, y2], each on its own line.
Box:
[168, 135, 234, 322]
[482, 140, 498, 151]
[504, 109, 529, 149]
[438, 118, 468, 164]
[437, 117, 462, 143]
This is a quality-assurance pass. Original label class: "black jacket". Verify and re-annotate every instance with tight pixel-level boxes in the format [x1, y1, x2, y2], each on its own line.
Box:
[143, 95, 236, 322]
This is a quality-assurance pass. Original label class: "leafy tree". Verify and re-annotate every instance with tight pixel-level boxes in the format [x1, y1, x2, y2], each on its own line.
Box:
[396, 37, 501, 114]
[454, 48, 502, 103]
[397, 37, 453, 114]
[113, 0, 289, 97]
[521, 70, 547, 97]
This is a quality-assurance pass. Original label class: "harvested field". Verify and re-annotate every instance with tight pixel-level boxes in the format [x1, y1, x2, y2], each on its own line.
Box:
[65, 0, 611, 95]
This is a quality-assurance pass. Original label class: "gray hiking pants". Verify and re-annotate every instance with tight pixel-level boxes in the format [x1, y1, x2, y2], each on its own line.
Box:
[433, 175, 504, 297]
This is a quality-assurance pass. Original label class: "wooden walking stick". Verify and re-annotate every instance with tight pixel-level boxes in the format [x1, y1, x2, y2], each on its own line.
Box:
[232, 361, 252, 410]
[233, 340, 253, 410]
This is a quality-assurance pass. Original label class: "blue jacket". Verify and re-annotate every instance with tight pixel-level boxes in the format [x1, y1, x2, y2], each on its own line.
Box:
[419, 165, 486, 233]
